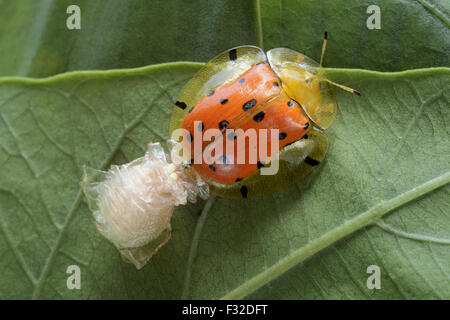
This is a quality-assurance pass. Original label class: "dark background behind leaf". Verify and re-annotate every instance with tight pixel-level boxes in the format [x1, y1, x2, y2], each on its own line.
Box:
[0, 0, 448, 77]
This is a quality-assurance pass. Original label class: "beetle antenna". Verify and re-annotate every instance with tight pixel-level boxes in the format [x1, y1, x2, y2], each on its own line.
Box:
[318, 31, 361, 95]
[324, 79, 361, 96]
[319, 31, 327, 67]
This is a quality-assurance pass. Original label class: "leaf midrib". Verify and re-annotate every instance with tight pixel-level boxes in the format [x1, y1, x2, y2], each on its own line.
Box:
[415, 0, 450, 27]
[1, 66, 448, 85]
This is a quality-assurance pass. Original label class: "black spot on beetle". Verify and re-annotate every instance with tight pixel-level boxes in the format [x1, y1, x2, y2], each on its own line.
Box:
[257, 161, 265, 169]
[304, 123, 310, 130]
[219, 120, 229, 130]
[198, 121, 204, 131]
[279, 132, 287, 140]
[300, 134, 308, 140]
[235, 178, 242, 182]
[220, 98, 229, 105]
[209, 164, 216, 172]
[229, 48, 237, 61]
[304, 156, 320, 166]
[239, 78, 245, 84]
[243, 99, 257, 111]
[273, 81, 279, 87]
[287, 101, 294, 107]
[175, 101, 187, 110]
[253, 111, 265, 122]
[240, 186, 248, 198]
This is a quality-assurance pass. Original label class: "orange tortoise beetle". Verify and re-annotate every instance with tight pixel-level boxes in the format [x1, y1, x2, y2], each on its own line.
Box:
[169, 33, 360, 198]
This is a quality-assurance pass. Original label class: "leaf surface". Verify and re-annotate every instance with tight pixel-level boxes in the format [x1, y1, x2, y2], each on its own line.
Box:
[0, 0, 448, 76]
[0, 0, 261, 77]
[0, 65, 448, 299]
[261, 0, 449, 71]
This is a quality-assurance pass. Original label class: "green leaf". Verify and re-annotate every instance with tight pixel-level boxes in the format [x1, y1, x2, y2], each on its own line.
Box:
[0, 63, 204, 299]
[0, 65, 448, 299]
[0, 0, 261, 77]
[0, 0, 449, 300]
[261, 0, 450, 71]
